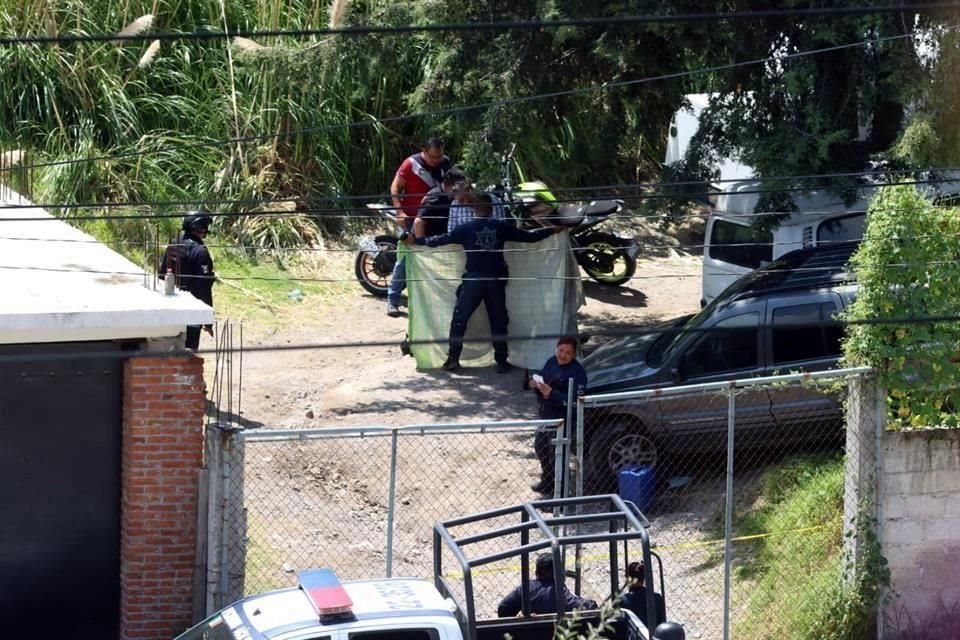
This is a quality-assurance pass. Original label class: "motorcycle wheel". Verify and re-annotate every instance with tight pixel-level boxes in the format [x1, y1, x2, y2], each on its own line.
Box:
[355, 235, 398, 297]
[578, 231, 637, 286]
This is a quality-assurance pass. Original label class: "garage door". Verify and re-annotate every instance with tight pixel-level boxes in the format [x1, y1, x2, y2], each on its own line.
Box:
[0, 342, 123, 639]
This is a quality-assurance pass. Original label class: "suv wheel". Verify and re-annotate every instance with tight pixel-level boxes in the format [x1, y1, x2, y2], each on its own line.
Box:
[585, 425, 658, 493]
[608, 433, 658, 471]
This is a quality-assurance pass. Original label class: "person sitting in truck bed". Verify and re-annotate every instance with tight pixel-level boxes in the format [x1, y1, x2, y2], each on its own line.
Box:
[619, 561, 666, 629]
[497, 553, 597, 617]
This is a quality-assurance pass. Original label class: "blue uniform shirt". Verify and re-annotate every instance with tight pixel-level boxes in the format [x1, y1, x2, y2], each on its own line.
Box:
[536, 356, 588, 420]
[415, 218, 554, 276]
[497, 579, 598, 617]
[619, 588, 666, 629]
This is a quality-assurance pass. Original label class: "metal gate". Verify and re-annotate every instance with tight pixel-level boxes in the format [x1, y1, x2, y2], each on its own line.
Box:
[0, 342, 123, 639]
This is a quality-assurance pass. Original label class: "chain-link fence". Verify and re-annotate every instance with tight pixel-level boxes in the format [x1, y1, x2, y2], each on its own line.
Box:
[201, 369, 883, 639]
[574, 367, 879, 640]
[203, 419, 563, 611]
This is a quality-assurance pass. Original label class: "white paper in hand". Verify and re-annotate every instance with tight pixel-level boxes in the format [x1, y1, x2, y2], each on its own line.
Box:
[532, 374, 545, 385]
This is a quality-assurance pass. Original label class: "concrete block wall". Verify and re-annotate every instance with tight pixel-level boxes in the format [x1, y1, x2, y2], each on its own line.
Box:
[879, 428, 960, 634]
[120, 355, 206, 640]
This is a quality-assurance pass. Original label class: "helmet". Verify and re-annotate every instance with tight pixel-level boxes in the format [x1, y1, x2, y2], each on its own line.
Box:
[652, 622, 686, 640]
[515, 181, 557, 218]
[182, 211, 213, 232]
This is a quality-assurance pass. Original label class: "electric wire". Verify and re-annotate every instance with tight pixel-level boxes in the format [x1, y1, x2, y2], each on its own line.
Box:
[6, 164, 960, 210]
[2, 177, 960, 223]
[1, 22, 952, 176]
[2, 4, 957, 47]
[1, 312, 958, 365]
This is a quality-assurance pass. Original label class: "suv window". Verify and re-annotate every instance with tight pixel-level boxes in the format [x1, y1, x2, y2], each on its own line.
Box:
[772, 302, 841, 364]
[709, 220, 773, 269]
[681, 312, 759, 376]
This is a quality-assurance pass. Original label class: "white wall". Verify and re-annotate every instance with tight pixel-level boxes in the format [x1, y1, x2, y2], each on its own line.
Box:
[878, 428, 960, 634]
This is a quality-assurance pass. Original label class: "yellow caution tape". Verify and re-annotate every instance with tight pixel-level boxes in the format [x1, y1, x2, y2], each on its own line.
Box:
[439, 522, 836, 580]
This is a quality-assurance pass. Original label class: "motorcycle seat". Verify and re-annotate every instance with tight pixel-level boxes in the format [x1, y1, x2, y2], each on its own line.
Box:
[548, 200, 621, 227]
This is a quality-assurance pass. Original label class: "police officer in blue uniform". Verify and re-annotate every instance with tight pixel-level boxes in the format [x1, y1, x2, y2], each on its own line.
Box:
[497, 553, 597, 616]
[160, 212, 216, 349]
[410, 193, 562, 373]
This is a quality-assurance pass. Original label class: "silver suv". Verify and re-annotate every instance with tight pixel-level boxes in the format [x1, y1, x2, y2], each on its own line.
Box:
[581, 243, 857, 490]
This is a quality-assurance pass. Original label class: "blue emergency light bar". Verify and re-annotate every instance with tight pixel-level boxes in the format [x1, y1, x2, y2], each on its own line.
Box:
[298, 569, 354, 617]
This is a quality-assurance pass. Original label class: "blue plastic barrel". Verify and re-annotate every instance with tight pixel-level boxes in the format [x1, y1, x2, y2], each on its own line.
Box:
[618, 465, 656, 513]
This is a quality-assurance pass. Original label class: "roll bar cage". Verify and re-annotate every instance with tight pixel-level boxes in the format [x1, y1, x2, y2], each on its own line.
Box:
[432, 494, 660, 640]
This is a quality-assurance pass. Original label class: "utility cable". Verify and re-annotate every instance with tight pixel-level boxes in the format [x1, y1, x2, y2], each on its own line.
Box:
[0, 313, 958, 365]
[2, 178, 959, 223]
[1, 22, 951, 176]
[2, 4, 957, 46]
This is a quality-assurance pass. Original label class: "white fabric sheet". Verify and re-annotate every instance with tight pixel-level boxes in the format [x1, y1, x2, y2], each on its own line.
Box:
[406, 231, 582, 370]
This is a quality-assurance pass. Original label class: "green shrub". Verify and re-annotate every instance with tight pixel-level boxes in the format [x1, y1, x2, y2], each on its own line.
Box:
[842, 186, 960, 428]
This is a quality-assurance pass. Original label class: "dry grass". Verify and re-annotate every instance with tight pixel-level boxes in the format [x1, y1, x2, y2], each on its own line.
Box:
[137, 40, 161, 68]
[233, 36, 267, 53]
[329, 0, 348, 30]
[113, 14, 154, 43]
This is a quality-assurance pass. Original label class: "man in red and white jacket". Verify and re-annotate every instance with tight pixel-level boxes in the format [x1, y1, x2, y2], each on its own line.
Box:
[386, 137, 451, 317]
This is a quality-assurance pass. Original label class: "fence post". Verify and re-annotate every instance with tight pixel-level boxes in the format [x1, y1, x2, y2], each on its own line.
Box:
[385, 429, 400, 578]
[722, 383, 736, 640]
[576, 389, 585, 500]
[204, 424, 225, 614]
[843, 373, 882, 584]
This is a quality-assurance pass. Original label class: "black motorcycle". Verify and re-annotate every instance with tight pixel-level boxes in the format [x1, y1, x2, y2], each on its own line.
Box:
[354, 203, 399, 297]
[493, 144, 639, 286]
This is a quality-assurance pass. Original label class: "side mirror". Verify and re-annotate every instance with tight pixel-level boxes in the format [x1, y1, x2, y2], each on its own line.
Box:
[669, 366, 685, 384]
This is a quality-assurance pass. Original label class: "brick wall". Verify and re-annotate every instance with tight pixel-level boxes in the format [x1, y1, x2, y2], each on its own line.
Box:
[879, 429, 960, 635]
[120, 355, 205, 640]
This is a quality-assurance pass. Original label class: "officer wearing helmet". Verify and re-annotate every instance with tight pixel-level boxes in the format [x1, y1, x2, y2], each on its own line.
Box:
[160, 212, 216, 349]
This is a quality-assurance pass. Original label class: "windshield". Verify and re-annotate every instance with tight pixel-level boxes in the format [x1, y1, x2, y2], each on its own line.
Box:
[645, 303, 715, 367]
[175, 614, 236, 640]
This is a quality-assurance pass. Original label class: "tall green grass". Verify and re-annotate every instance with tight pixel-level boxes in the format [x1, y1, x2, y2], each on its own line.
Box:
[732, 454, 866, 639]
[1, 0, 676, 255]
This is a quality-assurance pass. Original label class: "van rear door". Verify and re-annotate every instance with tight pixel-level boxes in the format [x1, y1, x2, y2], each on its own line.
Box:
[702, 215, 773, 305]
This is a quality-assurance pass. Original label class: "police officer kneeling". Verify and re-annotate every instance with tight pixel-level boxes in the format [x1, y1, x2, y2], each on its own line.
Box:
[160, 212, 216, 349]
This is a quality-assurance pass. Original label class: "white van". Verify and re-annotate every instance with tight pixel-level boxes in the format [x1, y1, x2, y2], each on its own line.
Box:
[700, 178, 960, 306]
[665, 94, 960, 306]
[701, 183, 868, 305]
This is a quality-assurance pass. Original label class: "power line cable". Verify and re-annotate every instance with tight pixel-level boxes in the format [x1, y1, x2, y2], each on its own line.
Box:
[2, 4, 957, 47]
[0, 313, 958, 365]
[2, 22, 953, 176]
[3, 177, 959, 223]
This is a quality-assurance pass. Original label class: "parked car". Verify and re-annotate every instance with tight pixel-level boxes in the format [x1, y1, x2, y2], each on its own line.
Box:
[582, 242, 859, 490]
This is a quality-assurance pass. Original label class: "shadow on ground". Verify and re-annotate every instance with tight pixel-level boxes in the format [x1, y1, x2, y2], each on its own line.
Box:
[582, 281, 648, 308]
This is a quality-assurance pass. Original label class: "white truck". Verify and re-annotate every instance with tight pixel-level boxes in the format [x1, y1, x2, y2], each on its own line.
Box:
[174, 495, 684, 640]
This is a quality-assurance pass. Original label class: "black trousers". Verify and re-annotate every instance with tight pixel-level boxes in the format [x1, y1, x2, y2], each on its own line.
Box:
[448, 276, 509, 363]
[534, 426, 557, 485]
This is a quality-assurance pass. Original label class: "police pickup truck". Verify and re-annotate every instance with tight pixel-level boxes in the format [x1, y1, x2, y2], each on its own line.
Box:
[175, 495, 684, 640]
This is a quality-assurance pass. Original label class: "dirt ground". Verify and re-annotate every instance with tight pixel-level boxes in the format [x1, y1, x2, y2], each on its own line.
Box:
[224, 249, 703, 430]
[208, 235, 731, 638]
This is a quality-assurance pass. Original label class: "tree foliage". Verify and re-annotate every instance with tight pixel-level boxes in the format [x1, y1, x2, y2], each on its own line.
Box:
[1, 1, 959, 246]
[842, 186, 960, 428]
[664, 1, 956, 224]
